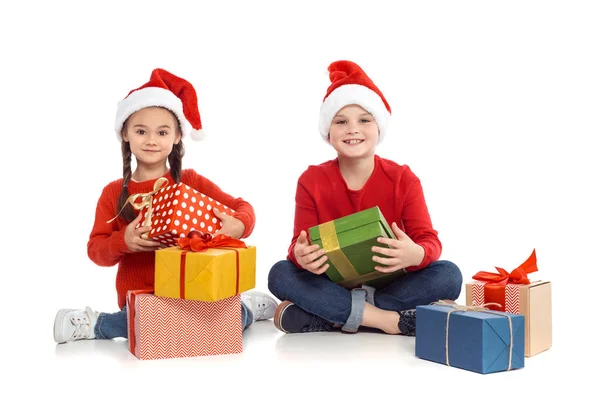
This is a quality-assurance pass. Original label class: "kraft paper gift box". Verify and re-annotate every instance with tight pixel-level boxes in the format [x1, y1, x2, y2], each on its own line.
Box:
[154, 235, 256, 302]
[131, 178, 235, 247]
[308, 206, 404, 289]
[466, 249, 552, 357]
[415, 303, 525, 374]
[126, 290, 242, 360]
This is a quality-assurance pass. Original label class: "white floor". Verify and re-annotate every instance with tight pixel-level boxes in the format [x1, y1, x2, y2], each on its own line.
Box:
[3, 1, 598, 398]
[10, 299, 587, 400]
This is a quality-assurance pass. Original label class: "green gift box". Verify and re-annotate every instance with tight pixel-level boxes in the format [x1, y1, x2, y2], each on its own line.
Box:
[308, 206, 405, 289]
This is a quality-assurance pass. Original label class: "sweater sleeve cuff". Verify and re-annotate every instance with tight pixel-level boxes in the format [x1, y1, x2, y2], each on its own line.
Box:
[234, 213, 254, 239]
[111, 229, 130, 255]
[406, 244, 429, 272]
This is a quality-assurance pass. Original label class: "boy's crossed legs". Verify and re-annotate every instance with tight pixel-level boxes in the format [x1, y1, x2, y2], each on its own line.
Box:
[268, 259, 462, 335]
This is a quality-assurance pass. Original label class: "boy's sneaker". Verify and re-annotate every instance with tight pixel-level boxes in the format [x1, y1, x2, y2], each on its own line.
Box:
[398, 309, 416, 336]
[54, 307, 99, 344]
[241, 291, 278, 321]
[273, 300, 334, 333]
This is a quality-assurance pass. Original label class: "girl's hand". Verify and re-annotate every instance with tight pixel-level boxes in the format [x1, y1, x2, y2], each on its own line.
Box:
[124, 213, 163, 253]
[371, 222, 425, 273]
[294, 230, 329, 275]
[213, 208, 246, 239]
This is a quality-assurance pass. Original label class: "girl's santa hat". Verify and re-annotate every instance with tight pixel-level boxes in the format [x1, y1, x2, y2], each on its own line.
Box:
[115, 68, 204, 141]
[319, 61, 391, 142]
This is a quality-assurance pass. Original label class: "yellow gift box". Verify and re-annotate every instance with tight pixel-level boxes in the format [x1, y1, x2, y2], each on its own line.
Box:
[154, 245, 256, 302]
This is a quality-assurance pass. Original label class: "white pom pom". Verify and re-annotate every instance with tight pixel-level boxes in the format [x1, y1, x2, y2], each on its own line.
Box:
[190, 129, 205, 141]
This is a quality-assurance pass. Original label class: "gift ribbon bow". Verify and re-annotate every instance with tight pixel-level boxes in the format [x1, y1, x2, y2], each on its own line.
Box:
[106, 177, 169, 237]
[176, 232, 247, 299]
[432, 301, 514, 371]
[472, 249, 538, 285]
[177, 232, 247, 252]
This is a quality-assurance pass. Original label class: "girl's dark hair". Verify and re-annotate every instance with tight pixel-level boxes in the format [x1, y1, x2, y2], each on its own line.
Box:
[115, 110, 185, 223]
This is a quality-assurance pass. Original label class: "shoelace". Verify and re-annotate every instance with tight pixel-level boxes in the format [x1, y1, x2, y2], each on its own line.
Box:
[69, 307, 93, 340]
[302, 316, 333, 333]
[252, 302, 267, 321]
[398, 309, 416, 336]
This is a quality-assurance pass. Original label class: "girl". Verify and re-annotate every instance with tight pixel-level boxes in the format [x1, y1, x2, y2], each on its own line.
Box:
[54, 69, 277, 344]
[268, 61, 462, 335]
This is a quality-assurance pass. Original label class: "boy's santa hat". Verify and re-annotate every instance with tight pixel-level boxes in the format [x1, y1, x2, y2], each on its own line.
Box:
[115, 68, 204, 141]
[319, 61, 391, 142]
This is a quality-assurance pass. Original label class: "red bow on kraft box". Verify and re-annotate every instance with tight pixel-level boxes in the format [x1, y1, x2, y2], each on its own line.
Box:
[471, 249, 538, 312]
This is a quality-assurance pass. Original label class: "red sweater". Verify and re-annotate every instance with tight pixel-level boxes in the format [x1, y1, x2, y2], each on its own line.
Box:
[287, 155, 441, 272]
[87, 169, 255, 309]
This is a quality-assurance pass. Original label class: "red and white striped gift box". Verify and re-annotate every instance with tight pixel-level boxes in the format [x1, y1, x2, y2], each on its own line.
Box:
[465, 280, 552, 357]
[127, 290, 242, 360]
[469, 281, 522, 313]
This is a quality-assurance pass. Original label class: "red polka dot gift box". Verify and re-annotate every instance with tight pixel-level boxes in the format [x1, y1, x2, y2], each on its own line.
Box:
[135, 180, 235, 247]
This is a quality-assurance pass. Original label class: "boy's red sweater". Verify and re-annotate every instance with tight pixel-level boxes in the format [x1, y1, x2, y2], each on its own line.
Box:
[288, 155, 441, 272]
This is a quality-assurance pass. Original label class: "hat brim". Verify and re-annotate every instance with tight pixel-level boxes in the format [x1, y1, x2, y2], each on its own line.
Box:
[319, 84, 390, 143]
[115, 87, 192, 141]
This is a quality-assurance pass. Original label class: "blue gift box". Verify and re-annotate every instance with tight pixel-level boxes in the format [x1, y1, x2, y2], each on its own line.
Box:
[415, 303, 525, 374]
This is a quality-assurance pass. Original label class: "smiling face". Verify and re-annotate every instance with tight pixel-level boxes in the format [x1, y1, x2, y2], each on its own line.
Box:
[328, 104, 379, 160]
[121, 107, 182, 170]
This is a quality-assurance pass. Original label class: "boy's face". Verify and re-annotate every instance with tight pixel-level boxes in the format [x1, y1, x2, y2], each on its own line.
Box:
[328, 104, 379, 159]
[122, 107, 182, 168]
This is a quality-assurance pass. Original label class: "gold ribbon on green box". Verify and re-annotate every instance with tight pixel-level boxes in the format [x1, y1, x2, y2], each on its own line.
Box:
[319, 221, 359, 280]
[318, 220, 389, 289]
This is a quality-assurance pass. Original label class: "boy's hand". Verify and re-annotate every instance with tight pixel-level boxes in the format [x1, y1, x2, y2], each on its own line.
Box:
[124, 213, 163, 252]
[213, 208, 246, 239]
[294, 230, 329, 275]
[371, 222, 425, 273]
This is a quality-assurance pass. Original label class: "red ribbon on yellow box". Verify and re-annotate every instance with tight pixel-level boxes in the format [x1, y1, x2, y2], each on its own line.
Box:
[177, 232, 247, 252]
[175, 232, 247, 298]
[471, 249, 538, 311]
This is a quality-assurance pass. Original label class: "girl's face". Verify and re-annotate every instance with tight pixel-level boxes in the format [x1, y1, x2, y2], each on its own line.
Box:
[328, 104, 379, 160]
[122, 107, 181, 169]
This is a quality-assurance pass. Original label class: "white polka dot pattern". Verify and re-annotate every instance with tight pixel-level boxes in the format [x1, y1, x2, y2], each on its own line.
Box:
[134, 182, 234, 247]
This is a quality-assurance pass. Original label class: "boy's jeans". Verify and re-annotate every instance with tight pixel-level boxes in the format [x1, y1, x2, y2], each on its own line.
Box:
[268, 259, 462, 332]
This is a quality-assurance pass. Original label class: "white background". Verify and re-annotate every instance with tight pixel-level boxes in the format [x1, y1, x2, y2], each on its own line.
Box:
[1, 0, 598, 398]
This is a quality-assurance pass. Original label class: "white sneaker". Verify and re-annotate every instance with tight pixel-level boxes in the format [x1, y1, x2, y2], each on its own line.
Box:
[241, 291, 278, 322]
[54, 307, 99, 344]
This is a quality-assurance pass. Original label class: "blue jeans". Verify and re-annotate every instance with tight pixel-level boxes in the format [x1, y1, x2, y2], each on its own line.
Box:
[95, 302, 253, 339]
[268, 259, 462, 332]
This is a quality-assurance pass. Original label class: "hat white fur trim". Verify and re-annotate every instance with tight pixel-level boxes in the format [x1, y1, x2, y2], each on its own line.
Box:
[190, 129, 205, 141]
[115, 87, 193, 140]
[319, 84, 390, 143]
